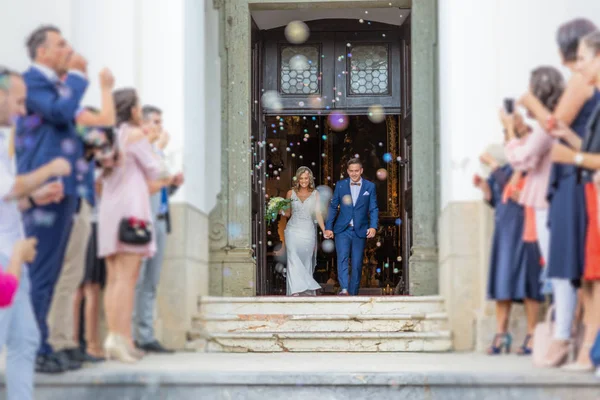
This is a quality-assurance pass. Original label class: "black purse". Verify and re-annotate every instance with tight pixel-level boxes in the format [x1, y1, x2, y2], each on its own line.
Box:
[118, 217, 152, 245]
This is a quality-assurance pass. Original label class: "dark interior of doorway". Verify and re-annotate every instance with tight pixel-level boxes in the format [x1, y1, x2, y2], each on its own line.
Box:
[262, 114, 407, 296]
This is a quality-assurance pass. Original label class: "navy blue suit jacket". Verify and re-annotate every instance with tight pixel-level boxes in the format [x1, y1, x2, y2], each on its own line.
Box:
[325, 178, 379, 238]
[16, 67, 88, 196]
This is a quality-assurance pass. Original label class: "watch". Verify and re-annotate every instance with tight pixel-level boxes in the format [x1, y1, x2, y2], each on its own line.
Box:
[574, 153, 584, 166]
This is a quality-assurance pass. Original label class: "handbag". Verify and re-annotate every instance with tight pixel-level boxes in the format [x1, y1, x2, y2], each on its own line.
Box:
[119, 217, 152, 245]
[532, 306, 585, 367]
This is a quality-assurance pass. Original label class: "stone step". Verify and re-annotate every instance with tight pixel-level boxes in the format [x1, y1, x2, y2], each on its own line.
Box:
[198, 295, 446, 315]
[193, 312, 449, 333]
[197, 331, 453, 352]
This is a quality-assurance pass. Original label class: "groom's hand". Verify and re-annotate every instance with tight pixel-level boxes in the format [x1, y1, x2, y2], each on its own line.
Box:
[366, 228, 376, 239]
[324, 230, 334, 239]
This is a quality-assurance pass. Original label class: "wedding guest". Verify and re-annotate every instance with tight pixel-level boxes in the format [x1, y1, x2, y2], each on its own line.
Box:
[15, 25, 89, 373]
[507, 67, 569, 368]
[98, 88, 176, 363]
[0, 67, 70, 398]
[48, 68, 115, 365]
[518, 19, 600, 368]
[550, 30, 600, 371]
[133, 105, 183, 353]
[476, 114, 542, 356]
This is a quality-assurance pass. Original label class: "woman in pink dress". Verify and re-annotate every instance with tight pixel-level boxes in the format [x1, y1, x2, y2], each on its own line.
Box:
[97, 88, 172, 363]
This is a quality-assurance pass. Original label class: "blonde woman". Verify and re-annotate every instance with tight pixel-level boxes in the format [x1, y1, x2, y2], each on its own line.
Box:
[283, 167, 326, 296]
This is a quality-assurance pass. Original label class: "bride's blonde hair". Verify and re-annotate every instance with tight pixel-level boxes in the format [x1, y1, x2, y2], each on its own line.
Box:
[293, 166, 315, 192]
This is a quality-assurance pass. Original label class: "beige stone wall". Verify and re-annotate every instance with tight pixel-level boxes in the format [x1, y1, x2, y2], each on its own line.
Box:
[156, 203, 210, 349]
[438, 201, 534, 352]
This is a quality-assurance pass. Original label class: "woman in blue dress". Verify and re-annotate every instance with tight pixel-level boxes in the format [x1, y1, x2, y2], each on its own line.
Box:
[519, 18, 600, 367]
[476, 118, 543, 355]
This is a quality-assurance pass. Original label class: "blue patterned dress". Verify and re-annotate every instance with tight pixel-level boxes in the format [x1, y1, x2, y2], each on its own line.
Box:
[547, 90, 600, 282]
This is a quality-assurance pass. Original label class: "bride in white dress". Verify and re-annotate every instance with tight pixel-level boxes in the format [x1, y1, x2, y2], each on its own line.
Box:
[283, 167, 326, 296]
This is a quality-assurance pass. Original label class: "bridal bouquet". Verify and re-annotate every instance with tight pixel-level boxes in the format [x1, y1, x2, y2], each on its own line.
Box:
[265, 197, 292, 224]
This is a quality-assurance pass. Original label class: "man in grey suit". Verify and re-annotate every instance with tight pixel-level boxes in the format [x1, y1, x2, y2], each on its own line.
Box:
[132, 105, 183, 353]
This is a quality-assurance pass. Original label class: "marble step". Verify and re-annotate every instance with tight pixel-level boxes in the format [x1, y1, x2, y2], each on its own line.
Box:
[193, 312, 449, 333]
[195, 331, 453, 353]
[198, 296, 446, 315]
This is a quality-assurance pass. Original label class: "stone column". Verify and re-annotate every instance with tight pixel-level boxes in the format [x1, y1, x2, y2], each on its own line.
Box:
[409, 0, 439, 295]
[209, 0, 256, 296]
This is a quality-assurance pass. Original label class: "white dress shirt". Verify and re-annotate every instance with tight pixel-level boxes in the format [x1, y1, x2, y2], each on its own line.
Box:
[349, 178, 362, 226]
[0, 127, 24, 261]
[32, 63, 87, 83]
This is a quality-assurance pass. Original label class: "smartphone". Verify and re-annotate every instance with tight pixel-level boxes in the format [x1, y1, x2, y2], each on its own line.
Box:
[504, 98, 515, 114]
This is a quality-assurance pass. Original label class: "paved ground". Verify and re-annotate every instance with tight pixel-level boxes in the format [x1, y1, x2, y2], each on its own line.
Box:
[1, 352, 600, 400]
[1, 351, 598, 381]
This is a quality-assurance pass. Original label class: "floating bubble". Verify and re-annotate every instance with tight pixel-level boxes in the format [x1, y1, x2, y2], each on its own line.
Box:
[299, 101, 305, 107]
[342, 194, 353, 205]
[322, 239, 335, 253]
[61, 139, 77, 155]
[368, 104, 385, 123]
[32, 209, 57, 227]
[359, 19, 364, 23]
[376, 268, 381, 273]
[229, 223, 242, 238]
[397, 256, 402, 261]
[377, 168, 388, 180]
[223, 267, 232, 277]
[384, 263, 389, 268]
[261, 90, 283, 112]
[393, 268, 399, 274]
[290, 54, 310, 71]
[76, 159, 89, 174]
[284, 20, 310, 44]
[275, 263, 285, 274]
[383, 153, 393, 163]
[327, 111, 349, 132]
[395, 218, 402, 226]
[376, 242, 381, 247]
[76, 185, 87, 198]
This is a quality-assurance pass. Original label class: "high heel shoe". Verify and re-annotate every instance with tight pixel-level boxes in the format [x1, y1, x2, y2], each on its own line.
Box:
[487, 333, 512, 355]
[543, 340, 571, 368]
[517, 334, 533, 355]
[128, 344, 145, 360]
[561, 343, 595, 372]
[104, 333, 137, 364]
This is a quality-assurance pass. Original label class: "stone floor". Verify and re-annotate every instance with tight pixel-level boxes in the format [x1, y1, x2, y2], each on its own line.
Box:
[1, 352, 599, 399]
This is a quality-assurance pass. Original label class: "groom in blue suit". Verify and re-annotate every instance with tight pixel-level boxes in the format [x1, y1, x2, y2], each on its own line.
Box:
[325, 158, 379, 295]
[15, 25, 88, 373]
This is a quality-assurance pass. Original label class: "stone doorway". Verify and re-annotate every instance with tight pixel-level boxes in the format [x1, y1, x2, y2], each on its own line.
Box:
[209, 0, 438, 297]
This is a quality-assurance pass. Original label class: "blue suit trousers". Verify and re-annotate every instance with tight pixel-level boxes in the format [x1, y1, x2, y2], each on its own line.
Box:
[335, 226, 366, 295]
[23, 195, 78, 356]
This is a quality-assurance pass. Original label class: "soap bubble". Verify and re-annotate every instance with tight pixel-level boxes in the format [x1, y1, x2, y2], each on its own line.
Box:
[32, 209, 57, 227]
[61, 138, 77, 155]
[290, 54, 310, 71]
[76, 159, 89, 174]
[368, 104, 385, 123]
[275, 263, 285, 274]
[383, 153, 393, 163]
[327, 111, 349, 132]
[322, 239, 335, 253]
[284, 21, 310, 44]
[261, 90, 283, 112]
[376, 168, 388, 180]
[395, 218, 402, 226]
[342, 194, 353, 205]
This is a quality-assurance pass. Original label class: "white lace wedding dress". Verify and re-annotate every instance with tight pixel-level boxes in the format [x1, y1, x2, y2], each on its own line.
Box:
[284, 190, 322, 296]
